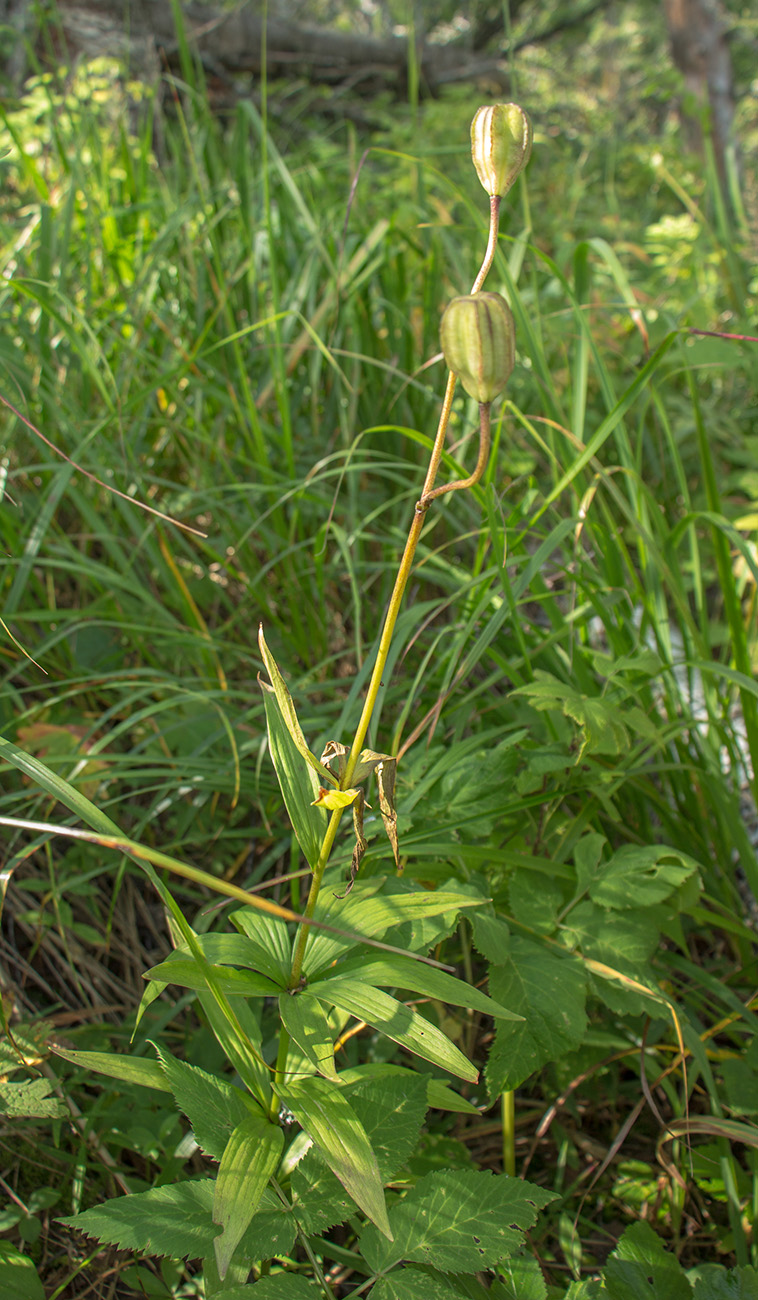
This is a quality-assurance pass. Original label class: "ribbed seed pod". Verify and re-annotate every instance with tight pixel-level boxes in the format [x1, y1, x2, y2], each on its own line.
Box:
[440, 292, 515, 404]
[471, 103, 532, 198]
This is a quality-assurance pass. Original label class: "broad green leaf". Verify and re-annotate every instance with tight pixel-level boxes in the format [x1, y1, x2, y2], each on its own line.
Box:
[259, 674, 328, 871]
[590, 845, 698, 910]
[213, 1114, 284, 1279]
[494, 1249, 548, 1299]
[52, 1047, 170, 1093]
[328, 1063, 479, 1115]
[360, 1170, 556, 1274]
[425, 1080, 480, 1115]
[691, 1265, 758, 1298]
[470, 913, 511, 964]
[513, 671, 631, 758]
[191, 932, 289, 987]
[60, 1180, 226, 1260]
[0, 1078, 66, 1119]
[214, 1276, 318, 1300]
[0, 1243, 44, 1300]
[601, 1221, 691, 1299]
[196, 990, 270, 1111]
[304, 978, 478, 1082]
[318, 954, 521, 1021]
[144, 953, 280, 998]
[154, 1045, 258, 1161]
[231, 908, 292, 979]
[278, 992, 337, 1079]
[371, 1266, 466, 1300]
[305, 884, 484, 975]
[277, 1075, 391, 1239]
[562, 902, 658, 970]
[486, 938, 587, 1095]
[291, 1158, 355, 1237]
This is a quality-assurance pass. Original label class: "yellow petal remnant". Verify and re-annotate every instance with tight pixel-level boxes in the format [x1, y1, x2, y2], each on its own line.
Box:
[311, 787, 362, 811]
[440, 292, 515, 404]
[470, 103, 532, 198]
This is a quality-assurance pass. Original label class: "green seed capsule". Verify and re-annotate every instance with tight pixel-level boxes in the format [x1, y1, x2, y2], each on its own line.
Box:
[471, 103, 532, 198]
[440, 292, 515, 404]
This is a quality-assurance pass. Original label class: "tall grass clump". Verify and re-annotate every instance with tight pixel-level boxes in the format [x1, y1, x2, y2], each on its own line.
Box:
[2, 8, 758, 1293]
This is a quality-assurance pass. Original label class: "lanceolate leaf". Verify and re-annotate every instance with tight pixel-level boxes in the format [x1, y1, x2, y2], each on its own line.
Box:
[276, 1075, 391, 1240]
[259, 676, 328, 871]
[144, 954, 281, 999]
[304, 978, 478, 1082]
[213, 1114, 284, 1279]
[258, 626, 335, 786]
[52, 1048, 171, 1093]
[278, 992, 337, 1079]
[315, 954, 521, 1021]
[359, 1170, 556, 1274]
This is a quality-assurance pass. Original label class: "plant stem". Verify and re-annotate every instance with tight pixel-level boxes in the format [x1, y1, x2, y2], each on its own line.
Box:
[502, 1089, 516, 1176]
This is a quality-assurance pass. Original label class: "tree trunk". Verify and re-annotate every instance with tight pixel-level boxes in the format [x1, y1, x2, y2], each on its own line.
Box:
[662, 0, 735, 195]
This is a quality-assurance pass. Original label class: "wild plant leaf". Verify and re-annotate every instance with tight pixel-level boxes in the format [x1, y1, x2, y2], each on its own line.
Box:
[600, 1221, 691, 1299]
[589, 845, 698, 910]
[425, 1081, 480, 1115]
[331, 1063, 479, 1114]
[51, 1047, 171, 1093]
[0, 1078, 67, 1119]
[321, 954, 520, 1020]
[304, 978, 478, 1081]
[196, 989, 270, 1111]
[215, 1278, 318, 1300]
[0, 1244, 44, 1300]
[154, 1045, 258, 1161]
[561, 901, 658, 970]
[231, 908, 292, 978]
[485, 938, 587, 1095]
[513, 672, 631, 758]
[370, 1266, 466, 1300]
[213, 1114, 284, 1279]
[258, 627, 335, 783]
[359, 1169, 556, 1274]
[144, 954, 281, 999]
[191, 932, 289, 987]
[278, 992, 337, 1079]
[276, 1074, 391, 1239]
[290, 1158, 355, 1236]
[305, 885, 483, 975]
[494, 1249, 548, 1299]
[59, 1180, 223, 1260]
[691, 1265, 758, 1298]
[470, 913, 512, 964]
[259, 674, 328, 871]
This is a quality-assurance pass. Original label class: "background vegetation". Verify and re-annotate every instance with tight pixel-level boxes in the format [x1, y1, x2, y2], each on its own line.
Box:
[1, 0, 758, 1295]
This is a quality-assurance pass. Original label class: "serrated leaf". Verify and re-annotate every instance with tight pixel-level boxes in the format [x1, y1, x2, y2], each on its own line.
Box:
[371, 1265, 465, 1300]
[51, 1047, 171, 1092]
[494, 1249, 548, 1299]
[601, 1221, 691, 1299]
[59, 1180, 223, 1260]
[291, 1157, 355, 1236]
[215, 1278, 318, 1300]
[154, 1045, 257, 1161]
[360, 1170, 556, 1274]
[277, 1074, 391, 1239]
[305, 978, 478, 1081]
[486, 938, 586, 1094]
[0, 1078, 67, 1119]
[513, 672, 631, 758]
[278, 992, 337, 1079]
[470, 914, 511, 964]
[213, 1114, 284, 1279]
[319, 954, 520, 1021]
[691, 1264, 758, 1298]
[590, 845, 698, 910]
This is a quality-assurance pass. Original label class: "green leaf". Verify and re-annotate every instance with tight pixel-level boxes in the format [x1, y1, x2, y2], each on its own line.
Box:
[0, 1078, 67, 1119]
[290, 1158, 355, 1237]
[371, 1266, 467, 1300]
[278, 992, 337, 1079]
[258, 687, 328, 873]
[601, 1222, 691, 1299]
[317, 955, 521, 1021]
[196, 989, 270, 1110]
[589, 845, 698, 910]
[258, 628, 335, 786]
[59, 1180, 225, 1260]
[231, 908, 293, 981]
[562, 902, 658, 970]
[60, 1180, 296, 1264]
[305, 884, 484, 975]
[277, 1074, 391, 1239]
[154, 1045, 258, 1161]
[52, 1047, 171, 1092]
[215, 1276, 318, 1300]
[213, 1114, 284, 1279]
[691, 1265, 758, 1298]
[191, 931, 289, 987]
[494, 1249, 548, 1299]
[513, 672, 631, 758]
[0, 1243, 45, 1300]
[360, 1170, 556, 1274]
[485, 938, 587, 1094]
[144, 953, 280, 998]
[305, 978, 478, 1081]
